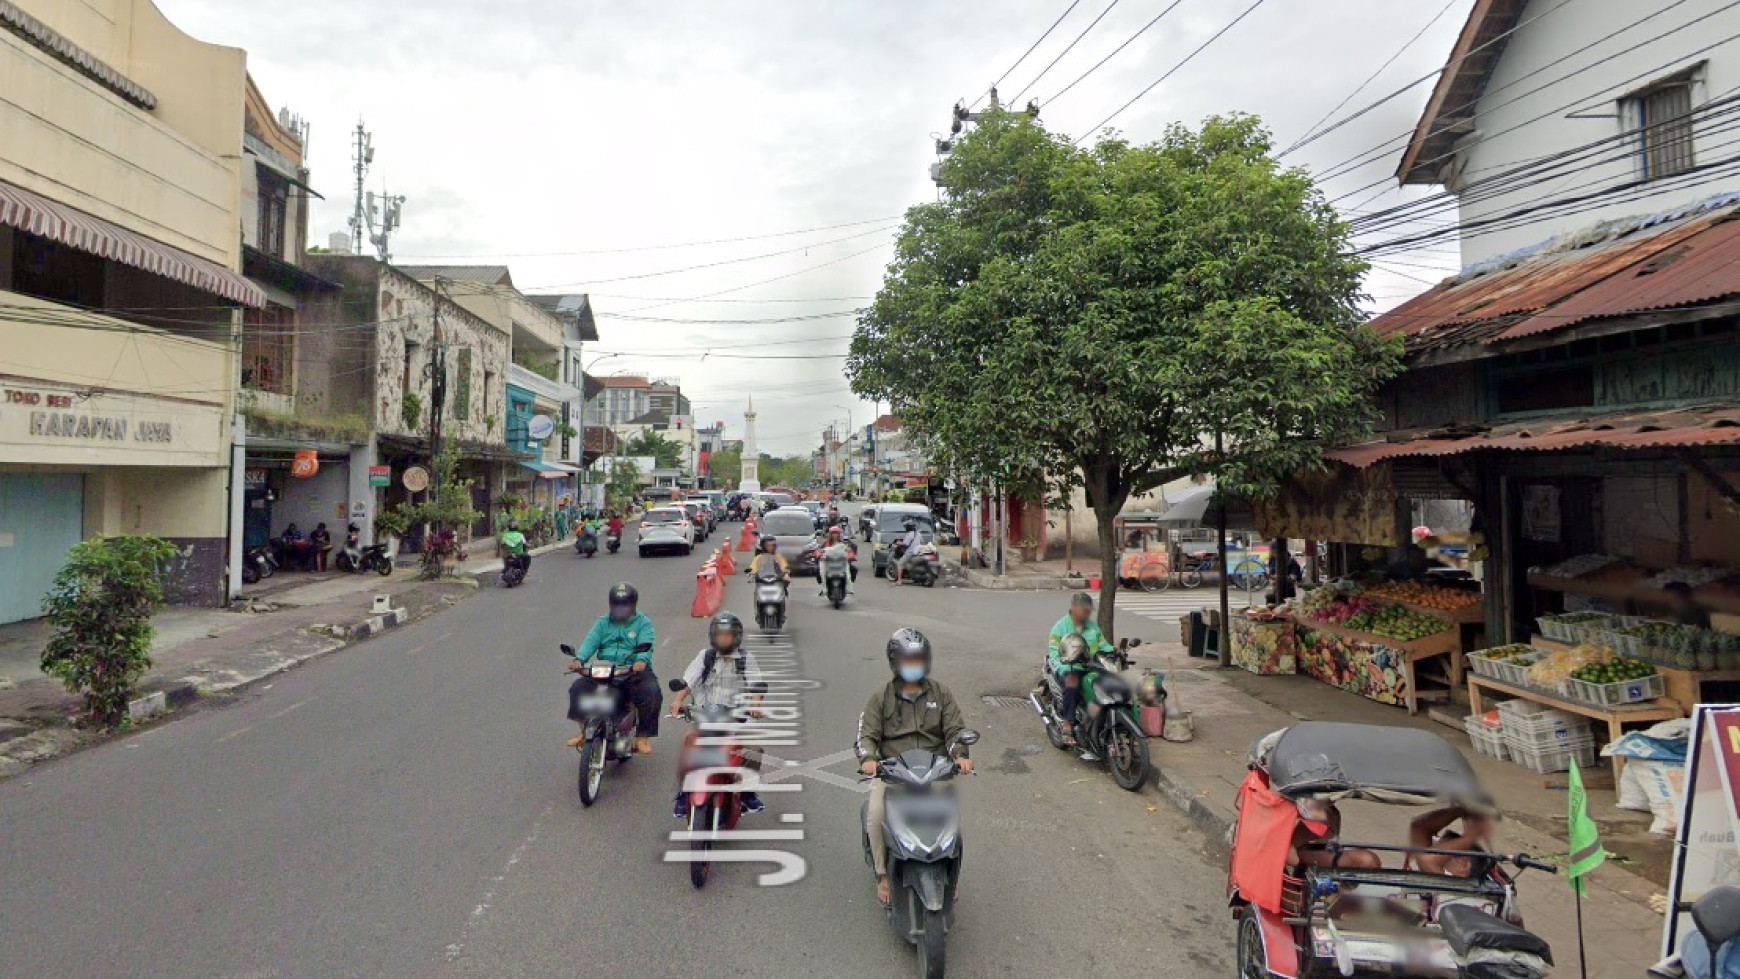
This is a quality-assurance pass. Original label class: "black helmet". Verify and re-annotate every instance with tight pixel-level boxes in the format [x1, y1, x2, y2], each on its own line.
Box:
[885, 627, 933, 675]
[509, 521, 521, 532]
[709, 611, 744, 649]
[760, 534, 777, 549]
[608, 581, 638, 608]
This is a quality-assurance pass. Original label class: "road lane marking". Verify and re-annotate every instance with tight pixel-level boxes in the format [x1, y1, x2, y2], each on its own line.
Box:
[215, 725, 254, 744]
[265, 701, 306, 720]
[444, 801, 554, 962]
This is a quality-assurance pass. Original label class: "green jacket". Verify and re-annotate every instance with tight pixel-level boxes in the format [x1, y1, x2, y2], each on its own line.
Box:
[1048, 615, 1114, 675]
[576, 612, 656, 667]
[500, 530, 528, 554]
[856, 677, 968, 762]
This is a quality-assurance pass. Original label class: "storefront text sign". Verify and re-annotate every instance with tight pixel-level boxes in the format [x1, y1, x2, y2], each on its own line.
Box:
[26, 411, 173, 443]
[402, 466, 430, 493]
[1, 386, 218, 466]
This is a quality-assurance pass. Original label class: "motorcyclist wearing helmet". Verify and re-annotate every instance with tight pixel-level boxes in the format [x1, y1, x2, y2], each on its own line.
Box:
[500, 521, 529, 574]
[856, 628, 973, 906]
[1047, 592, 1116, 756]
[816, 524, 856, 586]
[668, 611, 766, 818]
[892, 519, 922, 585]
[566, 582, 662, 755]
[747, 534, 790, 582]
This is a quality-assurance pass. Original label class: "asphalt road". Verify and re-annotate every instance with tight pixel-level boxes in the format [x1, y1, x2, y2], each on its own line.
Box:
[0, 513, 1232, 979]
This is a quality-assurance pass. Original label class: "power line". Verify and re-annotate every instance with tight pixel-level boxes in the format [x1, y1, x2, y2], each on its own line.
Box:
[1011, 0, 1124, 105]
[1279, 0, 1459, 157]
[1036, 0, 1187, 108]
[392, 215, 901, 259]
[978, 0, 1087, 108]
[522, 223, 899, 289]
[1074, 0, 1268, 144]
[617, 240, 896, 314]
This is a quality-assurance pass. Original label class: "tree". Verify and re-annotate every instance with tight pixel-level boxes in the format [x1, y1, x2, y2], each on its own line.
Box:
[624, 430, 684, 469]
[604, 459, 641, 512]
[40, 535, 178, 727]
[706, 446, 741, 489]
[848, 111, 1384, 638]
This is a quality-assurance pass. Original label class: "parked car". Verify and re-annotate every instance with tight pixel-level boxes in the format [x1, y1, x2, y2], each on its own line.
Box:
[697, 490, 727, 522]
[637, 506, 696, 557]
[678, 500, 713, 540]
[870, 503, 935, 577]
[760, 506, 824, 576]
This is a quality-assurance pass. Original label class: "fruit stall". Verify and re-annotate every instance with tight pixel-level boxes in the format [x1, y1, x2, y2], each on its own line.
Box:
[1279, 580, 1473, 714]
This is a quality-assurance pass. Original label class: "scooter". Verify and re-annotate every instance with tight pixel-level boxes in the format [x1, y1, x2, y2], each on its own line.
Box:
[332, 524, 394, 575]
[240, 543, 276, 584]
[752, 570, 788, 632]
[667, 685, 750, 890]
[861, 729, 979, 979]
[1030, 637, 1150, 791]
[815, 542, 858, 609]
[1651, 886, 1740, 979]
[503, 552, 530, 587]
[576, 527, 598, 559]
[605, 530, 622, 554]
[562, 643, 651, 807]
[887, 540, 939, 587]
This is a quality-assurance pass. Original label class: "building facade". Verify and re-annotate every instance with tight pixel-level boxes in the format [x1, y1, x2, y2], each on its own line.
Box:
[0, 0, 261, 622]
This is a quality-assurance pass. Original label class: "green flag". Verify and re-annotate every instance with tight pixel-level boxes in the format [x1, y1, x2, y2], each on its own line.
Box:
[1566, 759, 1606, 895]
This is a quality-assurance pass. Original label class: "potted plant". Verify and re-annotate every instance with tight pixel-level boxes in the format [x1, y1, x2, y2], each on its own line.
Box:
[375, 507, 411, 559]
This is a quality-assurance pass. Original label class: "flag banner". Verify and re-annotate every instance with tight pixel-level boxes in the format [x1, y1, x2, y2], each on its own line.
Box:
[1566, 760, 1606, 895]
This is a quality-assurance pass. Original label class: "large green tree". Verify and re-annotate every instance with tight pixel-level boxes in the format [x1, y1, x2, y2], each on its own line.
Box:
[848, 111, 1389, 637]
[624, 430, 685, 469]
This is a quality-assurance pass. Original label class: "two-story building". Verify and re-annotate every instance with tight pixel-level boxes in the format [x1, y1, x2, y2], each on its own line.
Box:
[1318, 0, 1740, 645]
[0, 0, 263, 622]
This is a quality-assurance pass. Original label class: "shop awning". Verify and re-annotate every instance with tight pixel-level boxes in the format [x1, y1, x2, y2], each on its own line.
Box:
[1328, 404, 1740, 469]
[1153, 484, 1219, 527]
[519, 459, 576, 481]
[0, 178, 266, 308]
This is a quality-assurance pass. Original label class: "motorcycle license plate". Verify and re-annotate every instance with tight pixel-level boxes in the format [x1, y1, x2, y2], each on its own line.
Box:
[578, 694, 615, 713]
[589, 665, 614, 679]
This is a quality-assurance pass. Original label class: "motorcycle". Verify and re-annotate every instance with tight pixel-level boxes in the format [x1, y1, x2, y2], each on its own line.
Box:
[605, 530, 622, 554]
[576, 527, 598, 559]
[815, 541, 858, 609]
[334, 525, 394, 576]
[668, 683, 751, 890]
[1651, 886, 1740, 979]
[887, 539, 939, 588]
[861, 729, 980, 979]
[752, 570, 788, 632]
[1030, 637, 1150, 791]
[240, 543, 276, 584]
[503, 552, 530, 588]
[562, 643, 652, 807]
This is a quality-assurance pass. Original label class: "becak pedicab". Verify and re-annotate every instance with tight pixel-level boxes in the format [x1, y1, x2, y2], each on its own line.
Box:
[1228, 722, 1559, 979]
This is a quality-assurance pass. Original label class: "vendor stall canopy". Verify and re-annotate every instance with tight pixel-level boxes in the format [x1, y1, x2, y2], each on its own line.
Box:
[1328, 404, 1740, 469]
[1251, 722, 1496, 812]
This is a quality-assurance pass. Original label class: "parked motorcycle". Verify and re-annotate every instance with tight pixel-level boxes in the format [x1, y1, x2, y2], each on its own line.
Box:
[1030, 637, 1150, 791]
[562, 643, 651, 807]
[1651, 886, 1740, 979]
[753, 570, 787, 632]
[240, 543, 277, 584]
[334, 524, 394, 576]
[887, 539, 939, 587]
[576, 527, 598, 559]
[668, 683, 752, 889]
[861, 729, 979, 979]
[503, 553, 530, 588]
[605, 531, 622, 554]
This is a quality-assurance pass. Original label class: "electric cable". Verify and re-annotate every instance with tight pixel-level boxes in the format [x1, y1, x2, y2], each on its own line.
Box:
[1036, 0, 1187, 108]
[1011, 0, 1123, 105]
[1073, 0, 1268, 143]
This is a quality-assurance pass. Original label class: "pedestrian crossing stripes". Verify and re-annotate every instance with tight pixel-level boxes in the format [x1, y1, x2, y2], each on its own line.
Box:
[1115, 588, 1258, 624]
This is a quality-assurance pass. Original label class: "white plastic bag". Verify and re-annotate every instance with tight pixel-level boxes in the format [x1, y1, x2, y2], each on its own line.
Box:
[1617, 759, 1685, 835]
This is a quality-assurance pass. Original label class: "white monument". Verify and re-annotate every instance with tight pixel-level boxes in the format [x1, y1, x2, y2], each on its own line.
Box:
[739, 397, 761, 493]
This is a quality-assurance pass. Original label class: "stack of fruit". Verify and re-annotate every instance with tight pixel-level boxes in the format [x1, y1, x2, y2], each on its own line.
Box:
[1344, 603, 1453, 642]
[1569, 658, 1655, 685]
[1363, 580, 1481, 611]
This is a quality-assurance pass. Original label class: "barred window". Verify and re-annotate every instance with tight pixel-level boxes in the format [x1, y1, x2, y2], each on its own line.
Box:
[1639, 83, 1695, 180]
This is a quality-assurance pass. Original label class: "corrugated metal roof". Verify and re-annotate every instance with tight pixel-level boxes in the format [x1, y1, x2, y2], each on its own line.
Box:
[1327, 405, 1740, 468]
[1369, 209, 1740, 348]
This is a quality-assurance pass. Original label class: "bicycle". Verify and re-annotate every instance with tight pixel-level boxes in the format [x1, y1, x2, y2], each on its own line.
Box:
[1177, 554, 1217, 589]
[1229, 556, 1269, 594]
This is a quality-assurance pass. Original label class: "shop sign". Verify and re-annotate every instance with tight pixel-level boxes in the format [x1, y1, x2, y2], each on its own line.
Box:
[245, 468, 269, 488]
[368, 465, 391, 488]
[402, 466, 431, 493]
[1661, 706, 1740, 959]
[291, 451, 319, 479]
[6, 388, 181, 448]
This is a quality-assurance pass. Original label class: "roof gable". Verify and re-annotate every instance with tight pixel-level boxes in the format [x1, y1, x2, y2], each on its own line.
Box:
[1397, 0, 1528, 186]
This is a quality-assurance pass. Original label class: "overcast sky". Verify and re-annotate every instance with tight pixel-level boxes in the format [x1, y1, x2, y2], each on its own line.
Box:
[163, 0, 1472, 455]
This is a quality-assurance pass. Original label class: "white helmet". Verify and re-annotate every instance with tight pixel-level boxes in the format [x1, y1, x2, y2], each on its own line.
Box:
[1058, 633, 1090, 664]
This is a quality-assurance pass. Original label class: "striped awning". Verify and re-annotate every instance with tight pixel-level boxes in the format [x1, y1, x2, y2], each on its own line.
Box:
[0, 178, 265, 308]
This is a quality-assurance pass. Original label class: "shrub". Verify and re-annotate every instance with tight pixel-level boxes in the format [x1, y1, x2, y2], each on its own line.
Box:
[39, 536, 177, 727]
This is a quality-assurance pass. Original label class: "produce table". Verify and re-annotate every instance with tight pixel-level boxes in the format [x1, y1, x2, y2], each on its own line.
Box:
[1464, 673, 1683, 781]
[1230, 616, 1297, 675]
[1532, 636, 1740, 715]
[1291, 617, 1464, 715]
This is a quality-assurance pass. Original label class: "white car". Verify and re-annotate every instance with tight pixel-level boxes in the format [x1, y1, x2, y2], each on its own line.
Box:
[637, 506, 696, 557]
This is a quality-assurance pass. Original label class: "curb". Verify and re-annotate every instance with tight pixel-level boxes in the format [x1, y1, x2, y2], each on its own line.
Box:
[952, 564, 1091, 591]
[338, 607, 409, 641]
[1147, 759, 1237, 857]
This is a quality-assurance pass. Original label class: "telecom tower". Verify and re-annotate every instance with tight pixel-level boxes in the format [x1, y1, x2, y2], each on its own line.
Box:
[348, 121, 406, 261]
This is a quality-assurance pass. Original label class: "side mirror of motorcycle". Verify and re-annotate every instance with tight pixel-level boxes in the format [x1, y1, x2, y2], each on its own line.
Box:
[559, 643, 576, 657]
[668, 678, 688, 692]
[956, 729, 981, 747]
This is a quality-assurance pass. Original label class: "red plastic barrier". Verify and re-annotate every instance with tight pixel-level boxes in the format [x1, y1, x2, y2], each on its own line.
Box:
[737, 525, 756, 552]
[691, 567, 724, 618]
[716, 546, 735, 575]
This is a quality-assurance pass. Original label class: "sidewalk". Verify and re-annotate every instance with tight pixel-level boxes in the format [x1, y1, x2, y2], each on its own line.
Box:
[948, 556, 1098, 590]
[1144, 643, 1667, 978]
[0, 539, 565, 778]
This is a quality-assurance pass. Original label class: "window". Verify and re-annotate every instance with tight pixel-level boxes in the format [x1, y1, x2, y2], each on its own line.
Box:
[257, 170, 288, 258]
[453, 347, 472, 420]
[1636, 81, 1695, 180]
[241, 304, 294, 394]
[403, 340, 421, 398]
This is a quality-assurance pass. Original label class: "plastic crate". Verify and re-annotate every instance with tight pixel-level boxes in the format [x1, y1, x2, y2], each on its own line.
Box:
[1506, 736, 1597, 775]
[1462, 715, 1508, 761]
[1498, 703, 1592, 743]
[1537, 613, 1615, 643]
[1563, 671, 1665, 707]
[1495, 653, 1545, 687]
[1467, 646, 1537, 683]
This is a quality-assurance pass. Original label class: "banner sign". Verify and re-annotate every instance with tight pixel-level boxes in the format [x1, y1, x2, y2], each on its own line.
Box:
[368, 465, 391, 488]
[1254, 465, 1401, 546]
[1661, 705, 1740, 959]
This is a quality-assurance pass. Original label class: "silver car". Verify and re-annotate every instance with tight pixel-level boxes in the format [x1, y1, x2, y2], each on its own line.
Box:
[637, 506, 696, 557]
[759, 506, 824, 576]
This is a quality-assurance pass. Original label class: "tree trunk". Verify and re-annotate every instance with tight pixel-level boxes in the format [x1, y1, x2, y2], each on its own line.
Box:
[1085, 464, 1130, 642]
